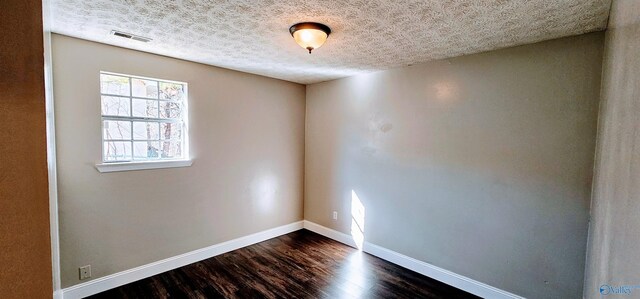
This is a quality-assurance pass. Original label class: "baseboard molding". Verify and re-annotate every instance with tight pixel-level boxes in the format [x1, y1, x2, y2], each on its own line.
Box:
[60, 220, 522, 299]
[61, 221, 304, 299]
[303, 220, 358, 248]
[303, 220, 525, 299]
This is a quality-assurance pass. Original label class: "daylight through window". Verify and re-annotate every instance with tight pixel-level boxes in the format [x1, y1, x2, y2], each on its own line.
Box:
[100, 72, 188, 162]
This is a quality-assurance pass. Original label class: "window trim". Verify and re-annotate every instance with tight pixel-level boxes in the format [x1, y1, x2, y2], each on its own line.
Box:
[95, 159, 193, 173]
[97, 71, 191, 171]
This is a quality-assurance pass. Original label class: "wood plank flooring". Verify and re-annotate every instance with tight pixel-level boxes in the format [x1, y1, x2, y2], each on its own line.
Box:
[89, 230, 480, 299]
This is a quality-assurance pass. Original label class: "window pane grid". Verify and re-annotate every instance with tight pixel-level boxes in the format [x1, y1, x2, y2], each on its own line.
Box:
[106, 139, 181, 142]
[101, 96, 131, 117]
[101, 93, 183, 103]
[100, 72, 187, 163]
[103, 116, 182, 123]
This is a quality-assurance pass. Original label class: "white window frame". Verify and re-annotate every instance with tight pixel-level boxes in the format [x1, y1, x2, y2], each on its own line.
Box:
[95, 71, 192, 173]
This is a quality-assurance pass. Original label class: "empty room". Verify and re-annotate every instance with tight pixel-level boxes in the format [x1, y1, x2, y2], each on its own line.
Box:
[2, 0, 639, 298]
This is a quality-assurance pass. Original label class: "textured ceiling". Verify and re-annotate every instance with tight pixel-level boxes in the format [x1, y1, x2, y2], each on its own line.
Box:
[50, 0, 611, 84]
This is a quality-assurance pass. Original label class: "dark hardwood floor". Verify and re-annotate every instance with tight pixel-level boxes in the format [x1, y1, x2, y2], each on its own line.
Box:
[89, 230, 480, 299]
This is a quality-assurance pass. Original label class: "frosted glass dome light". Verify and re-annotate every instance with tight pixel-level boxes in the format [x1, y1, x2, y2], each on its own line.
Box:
[289, 22, 331, 54]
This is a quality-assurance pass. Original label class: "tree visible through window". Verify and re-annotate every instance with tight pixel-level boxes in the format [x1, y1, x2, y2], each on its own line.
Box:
[100, 72, 188, 162]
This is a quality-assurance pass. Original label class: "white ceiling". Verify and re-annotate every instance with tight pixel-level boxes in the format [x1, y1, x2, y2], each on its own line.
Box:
[50, 0, 611, 84]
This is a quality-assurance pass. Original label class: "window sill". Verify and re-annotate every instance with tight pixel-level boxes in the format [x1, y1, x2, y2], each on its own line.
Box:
[95, 159, 193, 173]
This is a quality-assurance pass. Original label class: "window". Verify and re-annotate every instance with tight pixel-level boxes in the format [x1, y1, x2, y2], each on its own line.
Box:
[97, 72, 190, 171]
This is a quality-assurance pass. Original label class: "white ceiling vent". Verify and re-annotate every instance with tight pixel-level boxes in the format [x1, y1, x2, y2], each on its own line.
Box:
[110, 30, 152, 43]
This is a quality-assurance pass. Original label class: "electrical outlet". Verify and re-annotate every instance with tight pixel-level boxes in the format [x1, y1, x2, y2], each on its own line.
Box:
[333, 211, 338, 220]
[79, 265, 91, 280]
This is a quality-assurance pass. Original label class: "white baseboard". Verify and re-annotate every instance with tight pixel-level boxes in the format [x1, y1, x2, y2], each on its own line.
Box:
[303, 220, 525, 299]
[60, 220, 522, 299]
[61, 221, 304, 299]
[303, 220, 358, 248]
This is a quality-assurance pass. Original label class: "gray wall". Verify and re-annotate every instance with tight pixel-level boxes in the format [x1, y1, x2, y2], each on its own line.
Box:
[52, 34, 306, 287]
[584, 1, 640, 298]
[305, 33, 604, 299]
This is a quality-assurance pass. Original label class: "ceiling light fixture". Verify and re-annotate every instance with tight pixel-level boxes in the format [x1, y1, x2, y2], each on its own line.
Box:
[289, 22, 331, 54]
